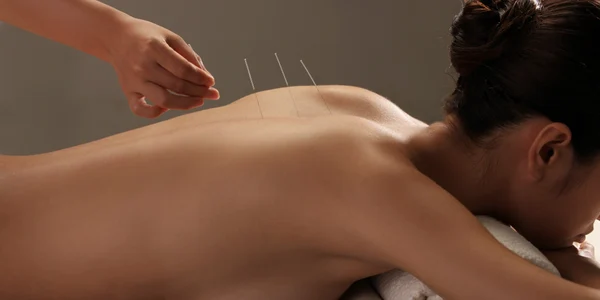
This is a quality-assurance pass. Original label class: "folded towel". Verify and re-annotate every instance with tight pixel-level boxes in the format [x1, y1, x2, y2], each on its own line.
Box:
[371, 216, 560, 300]
[341, 280, 384, 300]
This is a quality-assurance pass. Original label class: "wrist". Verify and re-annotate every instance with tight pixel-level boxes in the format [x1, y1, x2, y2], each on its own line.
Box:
[94, 10, 135, 63]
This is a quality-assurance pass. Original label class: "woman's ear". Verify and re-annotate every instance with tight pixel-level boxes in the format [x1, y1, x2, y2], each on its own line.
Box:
[527, 123, 573, 181]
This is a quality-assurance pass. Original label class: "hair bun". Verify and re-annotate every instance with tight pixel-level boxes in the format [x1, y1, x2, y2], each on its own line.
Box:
[450, 0, 537, 76]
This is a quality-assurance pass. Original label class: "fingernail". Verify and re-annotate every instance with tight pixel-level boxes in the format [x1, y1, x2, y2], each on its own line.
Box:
[206, 73, 216, 86]
[208, 87, 220, 100]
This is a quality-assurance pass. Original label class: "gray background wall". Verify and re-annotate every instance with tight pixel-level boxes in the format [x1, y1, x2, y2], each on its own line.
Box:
[0, 0, 462, 155]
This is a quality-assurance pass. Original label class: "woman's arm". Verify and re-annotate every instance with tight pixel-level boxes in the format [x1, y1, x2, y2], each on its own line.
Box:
[545, 242, 600, 289]
[0, 0, 127, 61]
[560, 257, 600, 289]
[367, 168, 600, 300]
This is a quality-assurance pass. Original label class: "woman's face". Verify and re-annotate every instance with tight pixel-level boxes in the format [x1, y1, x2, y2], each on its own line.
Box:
[499, 121, 600, 249]
[509, 175, 600, 249]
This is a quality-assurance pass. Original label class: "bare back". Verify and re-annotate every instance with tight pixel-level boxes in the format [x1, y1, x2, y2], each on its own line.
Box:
[0, 86, 596, 300]
[0, 86, 425, 300]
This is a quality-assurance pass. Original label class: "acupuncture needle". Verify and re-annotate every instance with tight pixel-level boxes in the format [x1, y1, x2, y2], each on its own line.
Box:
[274, 53, 299, 116]
[244, 58, 264, 118]
[300, 59, 331, 114]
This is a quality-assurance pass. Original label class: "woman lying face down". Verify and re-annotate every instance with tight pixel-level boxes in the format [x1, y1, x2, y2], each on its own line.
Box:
[1, 0, 600, 300]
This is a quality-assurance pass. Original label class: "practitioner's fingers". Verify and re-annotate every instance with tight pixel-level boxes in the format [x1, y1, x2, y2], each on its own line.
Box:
[149, 63, 220, 99]
[140, 82, 207, 110]
[127, 93, 168, 119]
[160, 35, 215, 87]
[108, 18, 220, 118]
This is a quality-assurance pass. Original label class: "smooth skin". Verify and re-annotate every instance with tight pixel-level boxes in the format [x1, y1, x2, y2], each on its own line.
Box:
[1, 0, 600, 299]
[546, 242, 600, 288]
[0, 86, 600, 300]
[0, 0, 219, 118]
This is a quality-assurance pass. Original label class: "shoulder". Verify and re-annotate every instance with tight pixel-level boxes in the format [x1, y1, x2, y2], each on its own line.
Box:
[315, 85, 426, 127]
[318, 85, 398, 112]
[302, 114, 415, 195]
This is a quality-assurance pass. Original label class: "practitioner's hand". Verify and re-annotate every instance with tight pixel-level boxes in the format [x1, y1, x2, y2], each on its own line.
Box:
[108, 18, 220, 118]
[544, 242, 600, 286]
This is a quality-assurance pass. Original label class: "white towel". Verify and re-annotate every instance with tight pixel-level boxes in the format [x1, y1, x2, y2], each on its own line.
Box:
[371, 216, 560, 300]
[341, 280, 385, 300]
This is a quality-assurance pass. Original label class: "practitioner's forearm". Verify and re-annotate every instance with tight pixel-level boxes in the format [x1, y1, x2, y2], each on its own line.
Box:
[0, 0, 132, 61]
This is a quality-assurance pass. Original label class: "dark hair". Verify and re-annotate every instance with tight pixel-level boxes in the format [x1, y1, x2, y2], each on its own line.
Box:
[445, 0, 600, 160]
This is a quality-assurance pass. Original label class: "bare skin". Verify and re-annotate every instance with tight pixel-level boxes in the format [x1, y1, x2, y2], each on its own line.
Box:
[0, 0, 218, 118]
[0, 86, 598, 300]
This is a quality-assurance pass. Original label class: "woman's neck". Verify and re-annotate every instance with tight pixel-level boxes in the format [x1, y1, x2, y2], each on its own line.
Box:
[406, 120, 509, 219]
